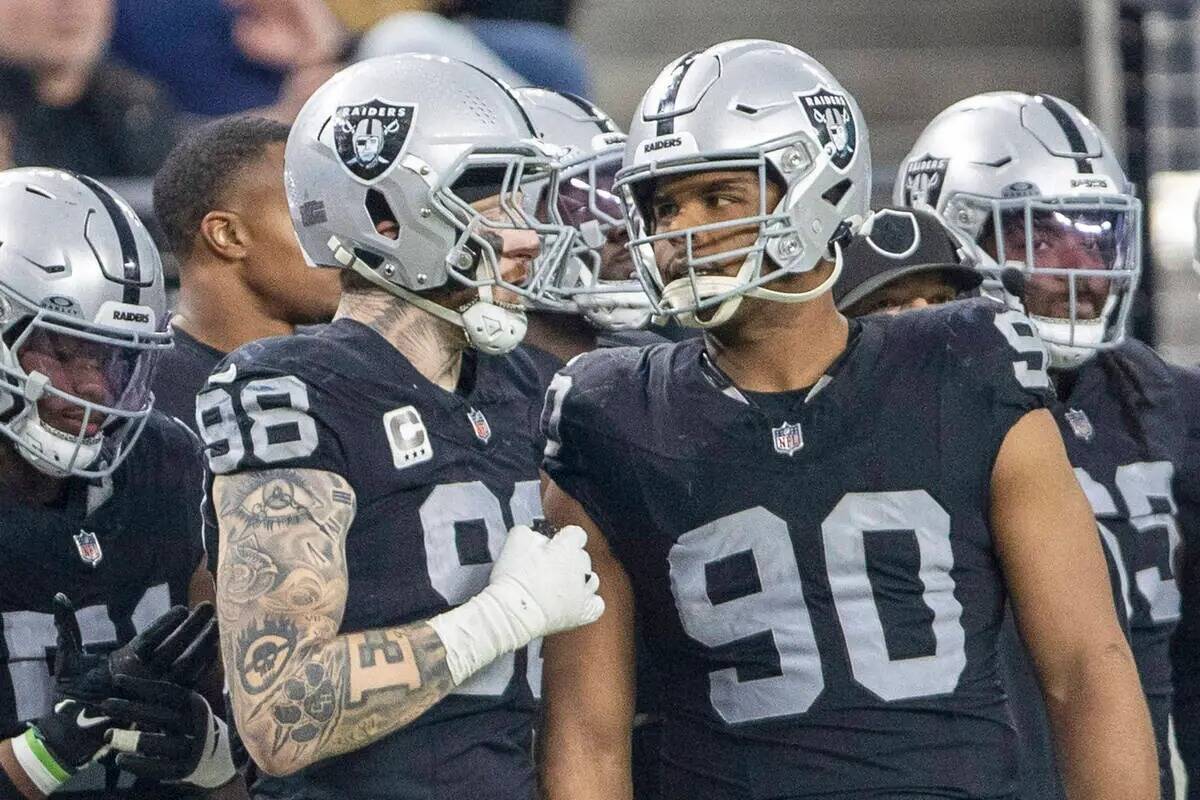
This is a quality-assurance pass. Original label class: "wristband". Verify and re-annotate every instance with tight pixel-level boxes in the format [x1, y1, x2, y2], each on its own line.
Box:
[11, 728, 69, 797]
[428, 581, 541, 686]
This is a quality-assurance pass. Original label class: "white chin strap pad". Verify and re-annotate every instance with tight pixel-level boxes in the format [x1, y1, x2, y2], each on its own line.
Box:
[1031, 315, 1105, 370]
[661, 275, 747, 329]
[660, 241, 845, 329]
[460, 302, 528, 355]
[379, 270, 529, 356]
[10, 409, 100, 478]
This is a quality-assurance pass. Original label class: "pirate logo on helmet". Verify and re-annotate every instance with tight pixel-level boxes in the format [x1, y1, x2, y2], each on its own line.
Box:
[332, 99, 416, 182]
[901, 154, 949, 209]
[796, 88, 858, 172]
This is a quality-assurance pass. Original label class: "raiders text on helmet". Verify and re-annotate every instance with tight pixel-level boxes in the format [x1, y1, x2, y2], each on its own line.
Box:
[285, 54, 576, 354]
[895, 92, 1141, 369]
[614, 39, 871, 328]
[0, 168, 170, 477]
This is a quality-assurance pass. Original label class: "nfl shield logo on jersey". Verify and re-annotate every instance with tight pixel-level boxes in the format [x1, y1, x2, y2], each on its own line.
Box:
[1064, 408, 1095, 442]
[467, 408, 492, 444]
[73, 530, 103, 567]
[772, 421, 804, 456]
[332, 99, 416, 182]
[797, 88, 857, 171]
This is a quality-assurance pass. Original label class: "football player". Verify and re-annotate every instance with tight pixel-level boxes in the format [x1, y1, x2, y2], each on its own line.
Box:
[509, 87, 665, 800]
[896, 91, 1197, 800]
[199, 55, 603, 799]
[1172, 196, 1200, 800]
[510, 87, 655, 386]
[0, 167, 236, 797]
[831, 205, 981, 316]
[150, 115, 342, 431]
[537, 40, 1157, 800]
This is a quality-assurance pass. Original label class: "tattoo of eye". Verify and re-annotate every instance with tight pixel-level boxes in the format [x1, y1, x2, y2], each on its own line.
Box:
[272, 660, 341, 748]
[237, 617, 299, 696]
[219, 468, 308, 512]
[235, 478, 314, 529]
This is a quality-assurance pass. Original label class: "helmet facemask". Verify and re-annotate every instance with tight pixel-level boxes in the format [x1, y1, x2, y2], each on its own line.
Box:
[328, 143, 577, 355]
[948, 191, 1141, 369]
[0, 294, 169, 478]
[616, 135, 845, 329]
[527, 143, 651, 330]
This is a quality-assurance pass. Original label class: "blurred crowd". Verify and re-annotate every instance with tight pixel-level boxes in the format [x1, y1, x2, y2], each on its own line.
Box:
[0, 0, 591, 184]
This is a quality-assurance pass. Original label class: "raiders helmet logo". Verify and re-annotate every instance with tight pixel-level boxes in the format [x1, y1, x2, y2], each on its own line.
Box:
[332, 100, 416, 182]
[797, 88, 857, 172]
[901, 154, 949, 209]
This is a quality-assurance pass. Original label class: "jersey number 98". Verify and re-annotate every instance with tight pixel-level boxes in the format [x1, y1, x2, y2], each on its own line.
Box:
[196, 376, 319, 473]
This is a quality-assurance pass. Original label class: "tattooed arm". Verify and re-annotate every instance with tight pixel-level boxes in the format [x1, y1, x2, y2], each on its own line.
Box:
[213, 468, 454, 777]
[214, 467, 603, 777]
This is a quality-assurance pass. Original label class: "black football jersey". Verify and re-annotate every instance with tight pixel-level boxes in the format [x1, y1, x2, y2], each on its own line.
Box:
[996, 338, 1190, 800]
[543, 298, 1054, 799]
[1169, 363, 1200, 798]
[0, 413, 203, 795]
[149, 324, 227, 436]
[198, 318, 547, 800]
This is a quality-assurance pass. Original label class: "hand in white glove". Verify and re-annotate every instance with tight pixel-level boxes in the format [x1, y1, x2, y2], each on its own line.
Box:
[487, 524, 605, 637]
[429, 524, 604, 685]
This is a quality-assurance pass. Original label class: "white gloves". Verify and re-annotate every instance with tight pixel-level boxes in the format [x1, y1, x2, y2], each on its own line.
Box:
[429, 524, 605, 685]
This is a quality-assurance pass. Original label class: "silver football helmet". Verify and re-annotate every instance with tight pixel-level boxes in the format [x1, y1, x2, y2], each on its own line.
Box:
[285, 54, 575, 354]
[614, 39, 871, 328]
[513, 87, 651, 331]
[896, 92, 1141, 370]
[0, 168, 170, 478]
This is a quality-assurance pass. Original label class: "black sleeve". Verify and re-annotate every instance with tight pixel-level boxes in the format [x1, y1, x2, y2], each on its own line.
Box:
[942, 299, 1053, 452]
[1173, 494, 1200, 795]
[539, 356, 634, 537]
[195, 355, 350, 479]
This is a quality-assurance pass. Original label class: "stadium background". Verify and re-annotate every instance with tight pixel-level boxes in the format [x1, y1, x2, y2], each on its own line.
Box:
[0, 0, 1194, 794]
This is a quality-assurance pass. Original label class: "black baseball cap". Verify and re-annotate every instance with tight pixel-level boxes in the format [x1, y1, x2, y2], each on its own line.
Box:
[834, 206, 982, 312]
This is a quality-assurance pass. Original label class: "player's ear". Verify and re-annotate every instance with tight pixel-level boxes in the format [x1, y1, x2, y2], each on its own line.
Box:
[198, 210, 250, 261]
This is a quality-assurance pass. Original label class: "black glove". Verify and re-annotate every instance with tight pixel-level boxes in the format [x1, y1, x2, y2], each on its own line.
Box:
[108, 602, 218, 687]
[11, 594, 115, 796]
[101, 677, 236, 790]
[100, 602, 232, 789]
[15, 598, 222, 795]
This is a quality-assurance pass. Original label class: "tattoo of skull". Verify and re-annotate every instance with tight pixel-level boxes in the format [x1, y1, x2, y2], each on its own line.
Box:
[237, 617, 299, 695]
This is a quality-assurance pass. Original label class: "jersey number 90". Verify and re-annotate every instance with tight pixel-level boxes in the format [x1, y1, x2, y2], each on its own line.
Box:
[669, 491, 966, 724]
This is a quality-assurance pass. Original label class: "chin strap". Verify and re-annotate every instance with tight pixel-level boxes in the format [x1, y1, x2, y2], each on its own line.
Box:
[7, 373, 101, 478]
[662, 240, 846, 329]
[330, 237, 528, 355]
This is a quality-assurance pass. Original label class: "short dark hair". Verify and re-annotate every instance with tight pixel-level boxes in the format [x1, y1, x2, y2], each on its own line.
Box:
[152, 116, 290, 257]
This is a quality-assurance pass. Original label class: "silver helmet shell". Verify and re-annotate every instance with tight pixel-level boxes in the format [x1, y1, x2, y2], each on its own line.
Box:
[513, 87, 650, 331]
[895, 92, 1141, 370]
[0, 168, 170, 477]
[614, 39, 871, 328]
[285, 54, 575, 354]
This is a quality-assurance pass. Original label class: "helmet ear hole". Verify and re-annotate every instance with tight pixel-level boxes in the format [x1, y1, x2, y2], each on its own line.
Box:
[452, 167, 507, 205]
[365, 189, 400, 240]
[821, 179, 852, 208]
